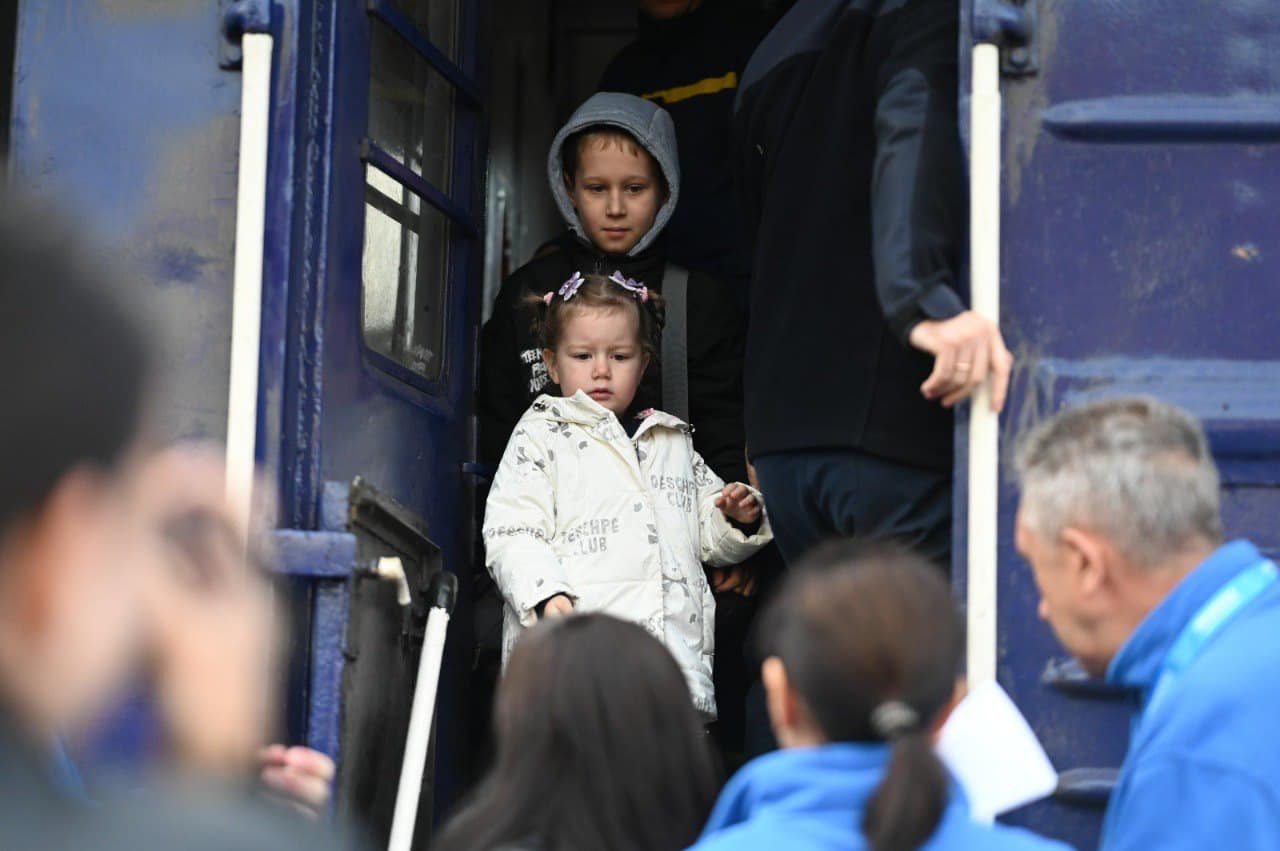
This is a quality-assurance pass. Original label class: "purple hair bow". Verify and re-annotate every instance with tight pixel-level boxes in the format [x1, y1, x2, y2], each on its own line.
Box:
[544, 271, 585, 305]
[608, 270, 649, 302]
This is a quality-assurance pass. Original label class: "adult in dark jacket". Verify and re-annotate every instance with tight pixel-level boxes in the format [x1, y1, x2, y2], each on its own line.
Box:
[598, 0, 781, 304]
[478, 93, 748, 486]
[733, 0, 1013, 565]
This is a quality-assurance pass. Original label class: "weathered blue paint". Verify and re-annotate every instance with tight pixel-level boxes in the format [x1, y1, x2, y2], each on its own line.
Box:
[278, 0, 335, 531]
[958, 1, 1280, 847]
[10, 0, 246, 443]
[1043, 95, 1280, 143]
[275, 529, 358, 578]
[308, 577, 352, 764]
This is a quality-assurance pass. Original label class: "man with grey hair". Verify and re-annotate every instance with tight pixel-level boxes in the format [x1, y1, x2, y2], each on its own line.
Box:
[1014, 396, 1280, 850]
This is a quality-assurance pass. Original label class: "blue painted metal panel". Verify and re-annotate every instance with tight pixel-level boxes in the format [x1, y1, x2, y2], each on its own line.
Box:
[308, 578, 352, 764]
[9, 0, 250, 444]
[273, 527, 356, 764]
[1042, 96, 1280, 143]
[304, 0, 487, 828]
[275, 528, 358, 577]
[958, 2, 1280, 847]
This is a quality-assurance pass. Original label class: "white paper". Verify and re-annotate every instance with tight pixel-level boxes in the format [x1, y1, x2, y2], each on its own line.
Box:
[936, 680, 1059, 824]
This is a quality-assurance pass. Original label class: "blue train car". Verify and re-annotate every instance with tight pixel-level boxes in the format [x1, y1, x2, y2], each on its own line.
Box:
[4, 1, 1277, 849]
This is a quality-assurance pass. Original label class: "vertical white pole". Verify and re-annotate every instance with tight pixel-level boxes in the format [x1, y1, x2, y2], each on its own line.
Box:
[967, 43, 1002, 687]
[388, 607, 452, 851]
[225, 32, 273, 530]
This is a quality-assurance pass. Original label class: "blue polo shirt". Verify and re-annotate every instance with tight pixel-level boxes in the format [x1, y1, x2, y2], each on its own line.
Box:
[1102, 539, 1280, 850]
[690, 744, 1070, 850]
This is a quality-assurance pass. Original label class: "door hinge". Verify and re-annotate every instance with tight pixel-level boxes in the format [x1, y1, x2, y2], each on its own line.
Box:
[220, 0, 272, 69]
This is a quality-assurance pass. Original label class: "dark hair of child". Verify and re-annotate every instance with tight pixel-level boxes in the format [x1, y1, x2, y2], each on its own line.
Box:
[524, 273, 666, 357]
[435, 614, 720, 851]
[560, 125, 670, 199]
[758, 540, 964, 851]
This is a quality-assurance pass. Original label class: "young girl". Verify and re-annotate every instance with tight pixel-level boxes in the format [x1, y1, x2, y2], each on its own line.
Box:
[482, 272, 771, 718]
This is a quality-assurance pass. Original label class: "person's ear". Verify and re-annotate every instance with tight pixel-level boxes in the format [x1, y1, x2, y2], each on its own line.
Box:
[6, 469, 105, 638]
[1061, 525, 1110, 601]
[762, 656, 800, 744]
[543, 349, 560, 385]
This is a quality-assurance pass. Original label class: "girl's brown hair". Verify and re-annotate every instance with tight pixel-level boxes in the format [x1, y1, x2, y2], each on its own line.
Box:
[435, 614, 719, 851]
[524, 272, 666, 355]
[759, 540, 963, 851]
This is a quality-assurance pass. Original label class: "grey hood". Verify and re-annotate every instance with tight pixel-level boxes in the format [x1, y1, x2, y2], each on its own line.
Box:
[547, 92, 680, 257]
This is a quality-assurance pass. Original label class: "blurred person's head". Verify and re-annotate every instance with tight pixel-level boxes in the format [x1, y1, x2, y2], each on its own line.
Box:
[0, 198, 154, 739]
[640, 0, 703, 20]
[437, 614, 719, 851]
[1014, 397, 1223, 675]
[759, 541, 963, 851]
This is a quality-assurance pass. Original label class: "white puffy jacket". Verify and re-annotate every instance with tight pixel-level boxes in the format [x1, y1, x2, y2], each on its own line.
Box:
[483, 391, 772, 717]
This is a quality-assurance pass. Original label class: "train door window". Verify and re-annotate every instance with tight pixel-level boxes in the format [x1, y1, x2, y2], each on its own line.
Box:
[361, 1, 462, 384]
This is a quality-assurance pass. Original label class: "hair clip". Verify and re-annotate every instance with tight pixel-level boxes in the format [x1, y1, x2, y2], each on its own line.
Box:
[608, 270, 649, 303]
[556, 271, 586, 302]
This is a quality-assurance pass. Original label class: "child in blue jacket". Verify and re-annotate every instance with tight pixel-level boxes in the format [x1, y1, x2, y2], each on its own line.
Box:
[691, 541, 1072, 851]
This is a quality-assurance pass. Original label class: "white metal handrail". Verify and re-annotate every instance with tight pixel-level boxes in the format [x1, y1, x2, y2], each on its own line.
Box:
[967, 43, 1002, 687]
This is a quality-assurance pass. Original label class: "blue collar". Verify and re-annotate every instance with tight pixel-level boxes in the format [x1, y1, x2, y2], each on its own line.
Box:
[706, 742, 973, 826]
[1106, 540, 1265, 692]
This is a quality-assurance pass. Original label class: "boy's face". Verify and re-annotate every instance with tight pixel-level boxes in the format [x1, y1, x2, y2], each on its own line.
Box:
[565, 137, 663, 256]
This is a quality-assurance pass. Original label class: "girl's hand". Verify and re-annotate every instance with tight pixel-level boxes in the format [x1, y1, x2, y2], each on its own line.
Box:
[710, 566, 757, 597]
[540, 594, 575, 619]
[716, 483, 761, 526]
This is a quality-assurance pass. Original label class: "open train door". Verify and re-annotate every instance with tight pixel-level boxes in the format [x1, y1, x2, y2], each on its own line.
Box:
[957, 1, 1280, 847]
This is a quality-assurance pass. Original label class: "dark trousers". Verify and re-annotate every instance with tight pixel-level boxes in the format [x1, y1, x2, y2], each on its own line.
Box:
[741, 448, 952, 757]
[752, 448, 952, 567]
